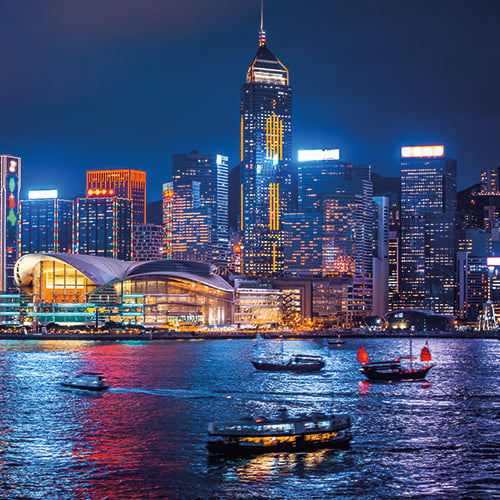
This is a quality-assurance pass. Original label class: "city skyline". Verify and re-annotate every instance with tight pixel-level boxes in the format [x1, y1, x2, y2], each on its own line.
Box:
[1, 0, 499, 201]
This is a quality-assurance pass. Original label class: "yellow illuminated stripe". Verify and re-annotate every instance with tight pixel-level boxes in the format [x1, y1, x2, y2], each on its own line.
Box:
[273, 242, 276, 272]
[269, 183, 273, 229]
[240, 184, 244, 232]
[276, 183, 279, 229]
[240, 116, 244, 162]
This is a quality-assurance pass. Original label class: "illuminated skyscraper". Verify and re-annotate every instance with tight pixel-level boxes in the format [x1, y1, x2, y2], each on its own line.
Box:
[400, 145, 457, 314]
[240, 11, 292, 276]
[172, 152, 229, 264]
[86, 169, 146, 225]
[133, 224, 163, 261]
[76, 196, 133, 260]
[20, 190, 74, 255]
[0, 154, 21, 292]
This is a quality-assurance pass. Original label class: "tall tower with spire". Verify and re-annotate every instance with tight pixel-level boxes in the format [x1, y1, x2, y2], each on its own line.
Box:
[240, 2, 292, 277]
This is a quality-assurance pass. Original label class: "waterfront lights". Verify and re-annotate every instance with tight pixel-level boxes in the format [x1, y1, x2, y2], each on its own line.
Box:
[298, 149, 340, 162]
[401, 145, 445, 158]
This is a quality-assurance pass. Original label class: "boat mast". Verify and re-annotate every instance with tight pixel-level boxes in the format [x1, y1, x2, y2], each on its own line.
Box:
[409, 332, 413, 371]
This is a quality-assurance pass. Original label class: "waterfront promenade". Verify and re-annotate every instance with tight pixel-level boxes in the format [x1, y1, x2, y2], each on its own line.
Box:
[0, 328, 498, 341]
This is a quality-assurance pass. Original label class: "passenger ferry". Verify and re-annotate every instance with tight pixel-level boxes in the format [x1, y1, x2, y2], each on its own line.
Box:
[61, 371, 109, 391]
[207, 409, 351, 455]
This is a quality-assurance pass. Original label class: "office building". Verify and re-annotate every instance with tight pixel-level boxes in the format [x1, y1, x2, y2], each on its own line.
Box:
[20, 190, 73, 255]
[400, 145, 456, 315]
[76, 196, 133, 260]
[172, 152, 229, 264]
[373, 196, 389, 317]
[0, 154, 21, 292]
[240, 16, 292, 276]
[133, 223, 163, 261]
[86, 169, 146, 225]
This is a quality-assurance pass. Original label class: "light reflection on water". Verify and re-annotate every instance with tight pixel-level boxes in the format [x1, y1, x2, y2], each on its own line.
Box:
[0, 338, 498, 499]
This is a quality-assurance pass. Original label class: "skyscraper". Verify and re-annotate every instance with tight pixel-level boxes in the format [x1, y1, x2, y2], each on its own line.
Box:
[240, 11, 292, 276]
[0, 154, 21, 292]
[76, 196, 133, 260]
[400, 145, 457, 314]
[172, 152, 229, 265]
[86, 169, 146, 225]
[20, 190, 74, 255]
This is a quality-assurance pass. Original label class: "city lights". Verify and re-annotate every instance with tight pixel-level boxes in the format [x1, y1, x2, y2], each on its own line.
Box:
[401, 145, 445, 158]
[298, 149, 340, 162]
[28, 190, 58, 199]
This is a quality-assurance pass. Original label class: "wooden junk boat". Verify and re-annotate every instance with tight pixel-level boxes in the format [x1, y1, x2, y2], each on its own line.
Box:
[358, 340, 432, 382]
[207, 408, 351, 455]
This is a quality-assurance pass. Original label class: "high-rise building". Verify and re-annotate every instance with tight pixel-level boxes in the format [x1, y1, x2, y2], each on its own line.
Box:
[286, 150, 375, 324]
[373, 196, 389, 318]
[76, 196, 133, 260]
[171, 182, 212, 262]
[20, 190, 74, 255]
[172, 152, 229, 264]
[240, 14, 292, 276]
[162, 182, 174, 259]
[0, 154, 21, 292]
[400, 145, 457, 315]
[86, 169, 146, 225]
[133, 223, 163, 261]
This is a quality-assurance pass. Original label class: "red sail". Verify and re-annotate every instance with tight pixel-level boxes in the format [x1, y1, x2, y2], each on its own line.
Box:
[357, 346, 369, 363]
[421, 341, 432, 363]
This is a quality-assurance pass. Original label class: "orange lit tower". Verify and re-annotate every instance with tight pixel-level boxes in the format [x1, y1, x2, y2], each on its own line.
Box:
[240, 3, 292, 277]
[86, 169, 146, 225]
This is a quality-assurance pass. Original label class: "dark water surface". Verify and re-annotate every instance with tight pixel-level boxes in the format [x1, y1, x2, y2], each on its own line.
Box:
[0, 337, 498, 499]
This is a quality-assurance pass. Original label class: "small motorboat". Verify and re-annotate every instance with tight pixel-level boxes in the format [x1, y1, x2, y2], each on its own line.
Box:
[61, 371, 109, 391]
[357, 340, 433, 382]
[326, 334, 345, 347]
[251, 354, 325, 372]
[207, 408, 351, 455]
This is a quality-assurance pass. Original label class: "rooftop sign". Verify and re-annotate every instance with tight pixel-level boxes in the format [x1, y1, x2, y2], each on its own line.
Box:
[401, 145, 445, 158]
[28, 190, 58, 200]
[298, 149, 340, 162]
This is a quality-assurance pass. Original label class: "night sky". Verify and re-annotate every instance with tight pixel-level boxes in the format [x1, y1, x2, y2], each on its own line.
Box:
[2, 0, 499, 202]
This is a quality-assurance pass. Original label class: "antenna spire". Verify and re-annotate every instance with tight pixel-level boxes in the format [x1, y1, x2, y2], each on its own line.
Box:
[259, 0, 266, 46]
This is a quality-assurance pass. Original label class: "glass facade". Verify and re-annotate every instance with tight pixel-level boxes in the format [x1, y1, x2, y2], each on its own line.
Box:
[400, 154, 457, 314]
[240, 29, 293, 277]
[76, 197, 133, 260]
[172, 153, 229, 265]
[20, 198, 73, 255]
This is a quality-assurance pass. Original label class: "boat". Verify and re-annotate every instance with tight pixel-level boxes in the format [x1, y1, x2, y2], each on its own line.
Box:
[252, 336, 325, 372]
[61, 371, 109, 391]
[207, 408, 352, 455]
[251, 353, 325, 372]
[358, 340, 432, 382]
[326, 334, 345, 347]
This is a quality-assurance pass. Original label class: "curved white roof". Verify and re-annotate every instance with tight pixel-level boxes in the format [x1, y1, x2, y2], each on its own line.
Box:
[14, 254, 233, 293]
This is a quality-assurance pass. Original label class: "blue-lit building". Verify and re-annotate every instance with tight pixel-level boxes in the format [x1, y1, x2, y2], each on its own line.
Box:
[240, 19, 293, 277]
[172, 152, 229, 265]
[76, 196, 133, 261]
[20, 190, 73, 255]
[400, 145, 457, 315]
[0, 154, 21, 293]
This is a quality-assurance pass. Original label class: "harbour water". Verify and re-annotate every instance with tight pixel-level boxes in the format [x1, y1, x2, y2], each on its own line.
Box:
[0, 337, 498, 499]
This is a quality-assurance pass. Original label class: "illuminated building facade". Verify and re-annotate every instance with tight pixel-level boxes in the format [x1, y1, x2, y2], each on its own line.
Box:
[373, 196, 389, 317]
[172, 152, 229, 265]
[0, 154, 21, 292]
[86, 169, 146, 225]
[15, 254, 233, 326]
[171, 182, 212, 261]
[76, 197, 133, 260]
[20, 190, 73, 255]
[295, 153, 375, 323]
[162, 182, 173, 259]
[133, 223, 163, 261]
[240, 20, 292, 276]
[400, 145, 456, 314]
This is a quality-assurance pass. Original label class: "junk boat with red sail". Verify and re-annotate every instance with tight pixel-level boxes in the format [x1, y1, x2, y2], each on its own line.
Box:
[207, 408, 351, 455]
[357, 340, 432, 382]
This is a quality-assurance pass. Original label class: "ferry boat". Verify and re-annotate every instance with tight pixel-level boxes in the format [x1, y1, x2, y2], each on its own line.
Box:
[251, 354, 325, 372]
[61, 371, 109, 391]
[207, 409, 351, 455]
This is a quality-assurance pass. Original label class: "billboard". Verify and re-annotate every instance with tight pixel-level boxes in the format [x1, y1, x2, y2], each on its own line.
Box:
[401, 145, 445, 158]
[298, 149, 340, 162]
